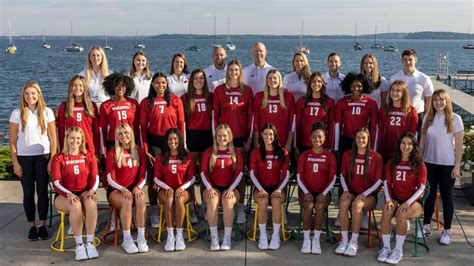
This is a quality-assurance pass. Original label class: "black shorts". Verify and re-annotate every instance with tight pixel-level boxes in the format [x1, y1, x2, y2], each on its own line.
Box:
[186, 129, 213, 152]
[339, 135, 353, 154]
[214, 185, 231, 193]
[261, 185, 278, 195]
[106, 185, 134, 199]
[106, 140, 115, 152]
[299, 189, 330, 200]
[148, 133, 167, 157]
[233, 137, 246, 149]
[55, 190, 87, 200]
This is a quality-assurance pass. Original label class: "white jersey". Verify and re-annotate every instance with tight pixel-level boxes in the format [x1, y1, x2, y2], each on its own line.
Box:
[78, 69, 112, 108]
[203, 64, 227, 93]
[390, 69, 434, 113]
[167, 73, 190, 97]
[129, 72, 152, 104]
[243, 62, 273, 95]
[366, 76, 389, 108]
[283, 71, 307, 101]
[323, 71, 345, 102]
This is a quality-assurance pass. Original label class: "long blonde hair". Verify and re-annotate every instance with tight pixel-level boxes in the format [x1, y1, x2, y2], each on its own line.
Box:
[65, 75, 96, 118]
[422, 89, 454, 135]
[114, 124, 139, 168]
[210, 124, 237, 171]
[292, 51, 311, 81]
[360, 54, 381, 88]
[261, 69, 287, 109]
[225, 59, 245, 94]
[62, 126, 87, 154]
[85, 45, 109, 85]
[19, 81, 47, 134]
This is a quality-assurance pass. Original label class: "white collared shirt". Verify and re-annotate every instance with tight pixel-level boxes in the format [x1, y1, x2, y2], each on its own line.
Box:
[78, 69, 112, 108]
[9, 107, 55, 156]
[243, 62, 273, 95]
[167, 73, 190, 97]
[129, 72, 152, 104]
[390, 69, 434, 113]
[204, 64, 227, 93]
[323, 71, 345, 102]
[283, 71, 307, 101]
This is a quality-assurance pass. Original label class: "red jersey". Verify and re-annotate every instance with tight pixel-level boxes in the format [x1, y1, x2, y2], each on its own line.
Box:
[213, 84, 253, 139]
[181, 93, 212, 130]
[154, 153, 196, 190]
[335, 96, 378, 148]
[99, 98, 140, 145]
[57, 101, 99, 154]
[295, 96, 336, 149]
[340, 150, 383, 195]
[200, 148, 244, 189]
[377, 106, 418, 158]
[253, 91, 295, 146]
[249, 147, 290, 191]
[139, 95, 185, 153]
[296, 149, 337, 195]
[384, 160, 427, 205]
[105, 146, 147, 191]
[51, 152, 99, 197]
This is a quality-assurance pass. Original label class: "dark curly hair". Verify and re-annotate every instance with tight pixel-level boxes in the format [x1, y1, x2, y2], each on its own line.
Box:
[161, 128, 188, 164]
[102, 73, 135, 97]
[389, 131, 423, 173]
[340, 72, 372, 95]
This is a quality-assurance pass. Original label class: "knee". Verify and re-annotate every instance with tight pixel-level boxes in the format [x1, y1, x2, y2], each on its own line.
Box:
[339, 199, 351, 211]
[70, 201, 83, 214]
[395, 212, 407, 222]
[351, 201, 364, 212]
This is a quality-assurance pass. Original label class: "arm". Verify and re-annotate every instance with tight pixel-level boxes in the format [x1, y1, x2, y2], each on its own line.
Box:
[99, 104, 107, 155]
[57, 103, 65, 151]
[176, 97, 186, 138]
[178, 155, 196, 190]
[229, 150, 244, 191]
[92, 103, 100, 155]
[135, 148, 147, 189]
[296, 152, 309, 194]
[285, 96, 296, 150]
[253, 95, 260, 147]
[276, 150, 291, 191]
[369, 102, 378, 149]
[321, 153, 338, 196]
[51, 155, 72, 197]
[9, 121, 22, 177]
[327, 99, 336, 150]
[295, 99, 303, 148]
[423, 96, 432, 115]
[106, 150, 125, 191]
[200, 150, 213, 190]
[88, 153, 100, 192]
[334, 100, 343, 151]
[453, 130, 464, 178]
[153, 158, 171, 190]
[248, 150, 264, 191]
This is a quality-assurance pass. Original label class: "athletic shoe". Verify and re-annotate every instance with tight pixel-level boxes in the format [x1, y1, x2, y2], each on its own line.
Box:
[386, 248, 403, 264]
[137, 239, 149, 253]
[334, 241, 348, 255]
[268, 235, 280, 250]
[343, 242, 358, 256]
[439, 230, 451, 245]
[86, 242, 99, 259]
[151, 213, 160, 229]
[28, 226, 39, 241]
[361, 212, 369, 229]
[311, 237, 322, 254]
[377, 247, 391, 262]
[189, 207, 198, 224]
[67, 226, 73, 236]
[175, 235, 186, 251]
[121, 239, 139, 254]
[236, 205, 246, 224]
[301, 239, 311, 254]
[220, 236, 232, 251]
[258, 234, 269, 250]
[210, 236, 220, 251]
[164, 235, 175, 252]
[75, 244, 88, 261]
[424, 224, 432, 237]
[38, 225, 49, 240]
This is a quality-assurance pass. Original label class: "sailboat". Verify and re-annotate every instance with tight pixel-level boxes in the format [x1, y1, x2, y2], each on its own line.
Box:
[212, 16, 221, 48]
[296, 20, 310, 54]
[104, 29, 112, 50]
[383, 22, 398, 52]
[463, 26, 474, 49]
[225, 17, 236, 51]
[64, 21, 84, 52]
[369, 26, 383, 49]
[132, 28, 145, 49]
[186, 25, 200, 51]
[353, 22, 363, 50]
[5, 19, 17, 55]
[41, 29, 51, 49]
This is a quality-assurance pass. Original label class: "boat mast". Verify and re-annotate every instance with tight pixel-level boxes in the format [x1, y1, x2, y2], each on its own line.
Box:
[374, 26, 377, 45]
[300, 20, 304, 47]
[214, 16, 217, 45]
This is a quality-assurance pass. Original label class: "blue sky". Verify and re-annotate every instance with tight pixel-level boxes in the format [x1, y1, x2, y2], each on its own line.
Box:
[1, 0, 473, 36]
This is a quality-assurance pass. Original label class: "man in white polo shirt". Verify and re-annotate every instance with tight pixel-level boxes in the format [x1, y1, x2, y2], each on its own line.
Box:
[243, 42, 273, 95]
[204, 46, 227, 93]
[323, 52, 345, 102]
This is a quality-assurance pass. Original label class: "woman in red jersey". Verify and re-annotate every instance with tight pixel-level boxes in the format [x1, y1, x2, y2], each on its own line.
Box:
[58, 75, 99, 155]
[99, 73, 139, 153]
[335, 127, 383, 257]
[249, 123, 290, 250]
[154, 128, 195, 252]
[377, 80, 418, 162]
[106, 124, 148, 254]
[200, 124, 244, 251]
[52, 127, 99, 261]
[297, 122, 337, 254]
[295, 72, 336, 153]
[377, 132, 426, 264]
[334, 73, 378, 153]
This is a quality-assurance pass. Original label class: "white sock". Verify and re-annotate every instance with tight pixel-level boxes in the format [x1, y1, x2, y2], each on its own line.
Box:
[382, 234, 391, 249]
[395, 234, 406, 252]
[137, 227, 145, 241]
[123, 230, 133, 242]
[341, 231, 349, 243]
[259, 223, 267, 237]
[224, 227, 232, 238]
[272, 223, 281, 237]
[176, 228, 184, 238]
[86, 234, 94, 244]
[210, 226, 218, 237]
[74, 235, 83, 246]
[166, 227, 175, 239]
[350, 233, 359, 244]
[303, 230, 310, 241]
[313, 230, 321, 240]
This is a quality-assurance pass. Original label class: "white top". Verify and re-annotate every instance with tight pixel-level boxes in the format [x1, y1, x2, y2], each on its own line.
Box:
[323, 71, 345, 102]
[9, 108, 55, 156]
[78, 69, 112, 108]
[283, 72, 307, 101]
[390, 69, 434, 113]
[422, 113, 464, 165]
[203, 64, 227, 93]
[167, 73, 190, 97]
[129, 72, 152, 104]
[366, 76, 390, 108]
[243, 62, 273, 95]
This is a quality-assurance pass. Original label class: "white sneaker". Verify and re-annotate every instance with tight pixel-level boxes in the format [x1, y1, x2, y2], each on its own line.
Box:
[67, 226, 73, 236]
[122, 240, 139, 254]
[137, 239, 149, 253]
[75, 244, 88, 261]
[301, 239, 311, 254]
[361, 212, 369, 229]
[439, 230, 451, 245]
[220, 236, 232, 251]
[377, 247, 391, 262]
[210, 236, 220, 251]
[175, 235, 186, 251]
[258, 234, 269, 250]
[311, 237, 321, 254]
[189, 207, 198, 224]
[85, 242, 99, 259]
[236, 205, 246, 224]
[164, 235, 175, 252]
[334, 241, 348, 255]
[343, 242, 358, 256]
[268, 235, 280, 250]
[386, 248, 403, 264]
[151, 213, 160, 229]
